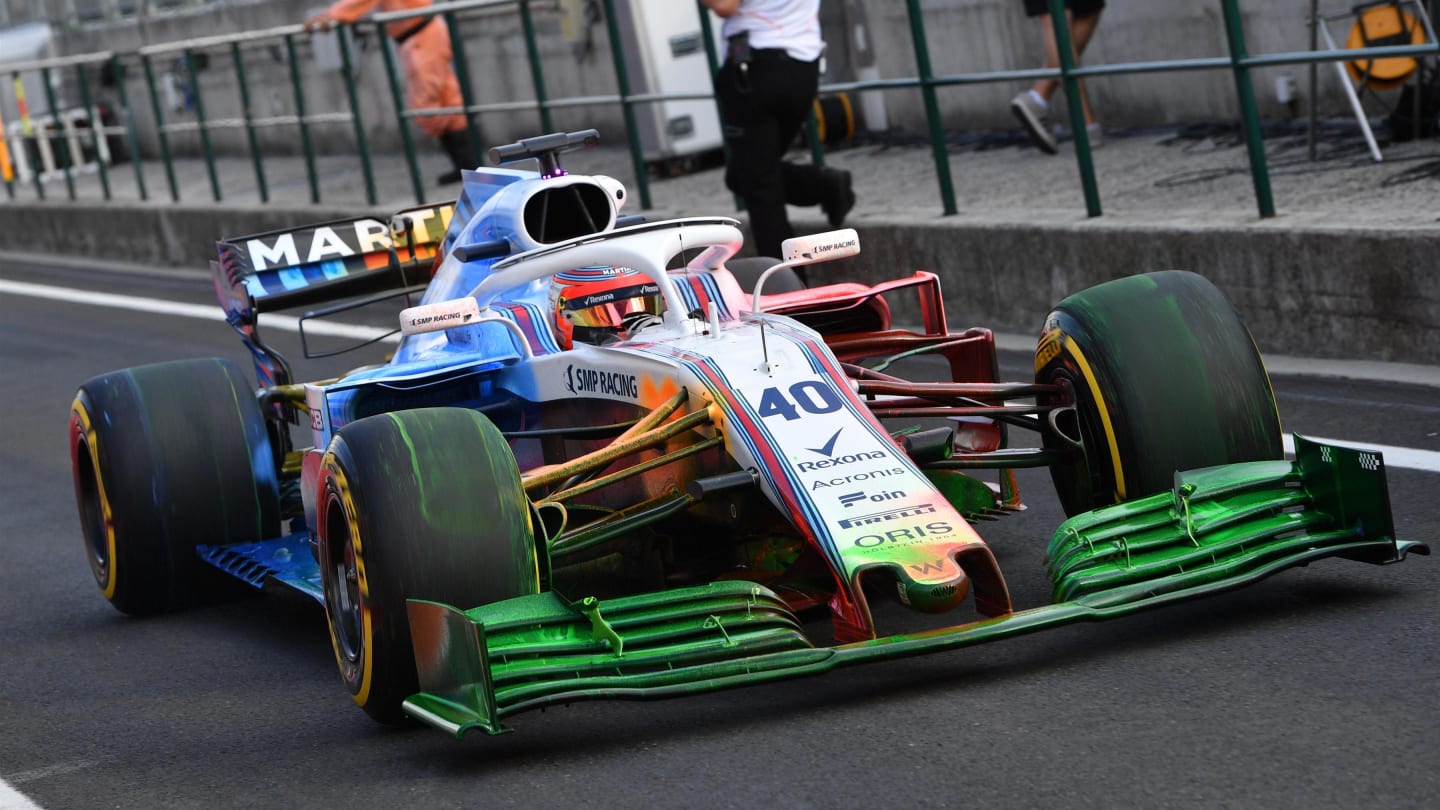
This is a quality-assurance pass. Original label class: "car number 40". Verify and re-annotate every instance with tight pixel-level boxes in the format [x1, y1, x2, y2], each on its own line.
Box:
[756, 382, 843, 421]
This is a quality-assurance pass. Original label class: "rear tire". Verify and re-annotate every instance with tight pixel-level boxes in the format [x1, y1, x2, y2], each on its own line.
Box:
[1035, 271, 1282, 516]
[69, 358, 281, 615]
[317, 407, 541, 724]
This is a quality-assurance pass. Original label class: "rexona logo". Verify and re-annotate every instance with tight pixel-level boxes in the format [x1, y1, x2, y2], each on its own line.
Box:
[839, 503, 937, 530]
[853, 521, 954, 548]
[796, 450, 888, 473]
[810, 467, 906, 490]
[564, 364, 639, 398]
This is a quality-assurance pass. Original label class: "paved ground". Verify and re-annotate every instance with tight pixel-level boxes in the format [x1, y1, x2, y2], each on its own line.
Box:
[5, 117, 1439, 232]
[2, 255, 1437, 810]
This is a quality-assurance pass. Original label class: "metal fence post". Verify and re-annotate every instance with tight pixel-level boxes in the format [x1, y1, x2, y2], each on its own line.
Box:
[600, 0, 652, 209]
[377, 27, 426, 204]
[75, 62, 111, 201]
[336, 24, 377, 206]
[444, 10, 485, 169]
[1048, 0, 1101, 217]
[1220, 0, 1275, 218]
[183, 49, 222, 202]
[110, 56, 148, 202]
[231, 41, 269, 203]
[518, 0, 554, 135]
[141, 55, 179, 202]
[40, 66, 76, 200]
[902, 0, 957, 216]
[284, 34, 320, 204]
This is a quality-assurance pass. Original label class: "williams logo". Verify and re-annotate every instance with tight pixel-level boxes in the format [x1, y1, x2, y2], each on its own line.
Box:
[564, 364, 639, 399]
[839, 503, 937, 530]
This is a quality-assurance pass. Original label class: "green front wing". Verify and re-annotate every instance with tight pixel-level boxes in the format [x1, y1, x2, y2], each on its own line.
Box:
[403, 437, 1427, 738]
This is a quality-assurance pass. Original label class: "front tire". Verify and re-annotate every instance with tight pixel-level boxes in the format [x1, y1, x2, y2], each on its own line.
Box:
[69, 358, 281, 615]
[1035, 271, 1283, 516]
[317, 407, 541, 724]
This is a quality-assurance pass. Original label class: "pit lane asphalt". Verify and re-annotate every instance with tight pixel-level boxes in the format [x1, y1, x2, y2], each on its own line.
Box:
[1, 256, 1436, 810]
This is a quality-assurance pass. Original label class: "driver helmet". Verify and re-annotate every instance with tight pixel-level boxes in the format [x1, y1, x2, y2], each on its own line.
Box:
[549, 266, 664, 349]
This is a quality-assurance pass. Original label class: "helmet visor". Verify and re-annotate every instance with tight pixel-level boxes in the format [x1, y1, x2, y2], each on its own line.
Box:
[560, 281, 663, 328]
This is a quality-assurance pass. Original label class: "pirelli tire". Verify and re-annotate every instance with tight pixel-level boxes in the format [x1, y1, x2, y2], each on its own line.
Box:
[317, 407, 542, 724]
[69, 358, 282, 615]
[1035, 271, 1284, 517]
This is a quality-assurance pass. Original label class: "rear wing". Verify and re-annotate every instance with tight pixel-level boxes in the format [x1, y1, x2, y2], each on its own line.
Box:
[214, 202, 455, 322]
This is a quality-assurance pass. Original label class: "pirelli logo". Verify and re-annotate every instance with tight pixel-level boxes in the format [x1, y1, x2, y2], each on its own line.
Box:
[838, 503, 937, 530]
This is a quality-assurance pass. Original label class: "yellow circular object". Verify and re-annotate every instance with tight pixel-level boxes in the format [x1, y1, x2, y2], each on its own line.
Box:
[1346, 7, 1426, 90]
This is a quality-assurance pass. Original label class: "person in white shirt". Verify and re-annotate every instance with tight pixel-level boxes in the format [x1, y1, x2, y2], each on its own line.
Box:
[703, 0, 855, 276]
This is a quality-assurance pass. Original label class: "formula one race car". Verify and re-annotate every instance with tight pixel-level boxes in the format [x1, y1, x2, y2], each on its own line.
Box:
[69, 130, 1427, 737]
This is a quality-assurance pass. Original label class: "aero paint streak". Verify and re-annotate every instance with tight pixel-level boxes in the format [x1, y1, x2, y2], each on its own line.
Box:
[390, 413, 430, 525]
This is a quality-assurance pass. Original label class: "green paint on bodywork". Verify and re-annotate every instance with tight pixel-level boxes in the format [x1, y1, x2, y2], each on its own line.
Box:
[381, 408, 540, 592]
[924, 469, 999, 518]
[402, 437, 1425, 739]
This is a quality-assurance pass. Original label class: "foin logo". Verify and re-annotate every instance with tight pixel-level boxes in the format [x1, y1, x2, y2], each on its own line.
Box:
[839, 490, 904, 508]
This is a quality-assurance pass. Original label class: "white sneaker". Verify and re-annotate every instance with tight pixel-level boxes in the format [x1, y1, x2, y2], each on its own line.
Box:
[1010, 92, 1058, 154]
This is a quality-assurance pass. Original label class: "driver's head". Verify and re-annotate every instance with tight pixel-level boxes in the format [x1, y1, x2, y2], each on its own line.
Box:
[549, 266, 663, 349]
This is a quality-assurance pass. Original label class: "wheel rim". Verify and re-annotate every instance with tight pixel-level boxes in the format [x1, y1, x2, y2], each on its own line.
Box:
[75, 441, 112, 586]
[322, 486, 365, 682]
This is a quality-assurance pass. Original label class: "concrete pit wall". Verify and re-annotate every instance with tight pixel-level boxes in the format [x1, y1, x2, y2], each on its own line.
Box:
[2, 201, 1434, 366]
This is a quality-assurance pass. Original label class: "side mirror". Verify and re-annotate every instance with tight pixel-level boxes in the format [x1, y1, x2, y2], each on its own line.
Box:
[781, 229, 860, 264]
[399, 297, 483, 336]
[751, 229, 860, 312]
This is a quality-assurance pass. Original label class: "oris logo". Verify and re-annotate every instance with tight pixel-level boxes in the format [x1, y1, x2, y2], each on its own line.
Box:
[853, 521, 955, 548]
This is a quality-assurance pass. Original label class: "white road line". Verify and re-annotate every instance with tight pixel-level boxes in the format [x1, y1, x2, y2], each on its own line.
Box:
[1284, 434, 1440, 474]
[0, 279, 395, 342]
[2, 761, 101, 784]
[0, 779, 42, 809]
[4, 280, 1437, 474]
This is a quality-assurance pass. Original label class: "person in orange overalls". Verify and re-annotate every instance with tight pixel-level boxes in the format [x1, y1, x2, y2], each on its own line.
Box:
[305, 0, 477, 184]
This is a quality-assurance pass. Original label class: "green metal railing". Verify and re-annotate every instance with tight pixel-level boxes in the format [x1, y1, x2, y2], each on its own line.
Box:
[0, 0, 1435, 219]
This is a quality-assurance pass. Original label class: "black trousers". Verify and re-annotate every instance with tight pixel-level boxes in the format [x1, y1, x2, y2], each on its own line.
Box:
[714, 49, 823, 260]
